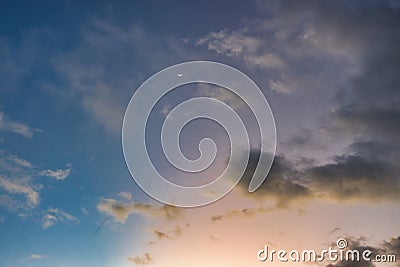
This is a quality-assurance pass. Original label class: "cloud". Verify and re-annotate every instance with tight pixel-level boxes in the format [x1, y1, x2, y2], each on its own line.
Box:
[236, 140, 400, 206]
[30, 254, 46, 260]
[305, 153, 400, 202]
[325, 237, 378, 267]
[8, 155, 33, 169]
[236, 153, 312, 208]
[53, 19, 198, 135]
[128, 253, 154, 265]
[328, 227, 342, 235]
[152, 225, 184, 242]
[383, 236, 400, 262]
[81, 207, 89, 215]
[211, 207, 274, 223]
[281, 128, 325, 152]
[41, 208, 78, 229]
[196, 3, 363, 94]
[0, 151, 72, 212]
[39, 167, 71, 181]
[118, 192, 132, 200]
[0, 194, 24, 211]
[197, 30, 262, 57]
[0, 112, 40, 138]
[97, 196, 183, 223]
[324, 235, 400, 267]
[0, 176, 39, 208]
[153, 230, 173, 240]
[197, 83, 247, 110]
[197, 30, 284, 70]
[197, 0, 400, 98]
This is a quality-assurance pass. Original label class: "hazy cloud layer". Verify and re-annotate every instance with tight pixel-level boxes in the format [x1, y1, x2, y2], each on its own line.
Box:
[53, 20, 200, 135]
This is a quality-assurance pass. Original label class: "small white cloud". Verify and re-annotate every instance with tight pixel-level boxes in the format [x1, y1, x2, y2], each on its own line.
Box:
[268, 80, 292, 94]
[39, 167, 71, 181]
[42, 208, 78, 229]
[118, 192, 132, 200]
[30, 254, 46, 260]
[81, 207, 89, 215]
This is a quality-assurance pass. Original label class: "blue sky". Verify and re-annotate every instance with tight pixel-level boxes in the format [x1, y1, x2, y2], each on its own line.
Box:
[1, 1, 400, 266]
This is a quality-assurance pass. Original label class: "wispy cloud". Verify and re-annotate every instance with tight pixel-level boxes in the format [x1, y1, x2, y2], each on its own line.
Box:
[42, 208, 78, 229]
[8, 155, 33, 168]
[328, 227, 342, 235]
[53, 19, 197, 135]
[152, 225, 184, 241]
[128, 253, 154, 265]
[197, 30, 284, 70]
[97, 195, 183, 223]
[29, 254, 47, 260]
[0, 112, 41, 138]
[197, 83, 246, 110]
[118, 192, 132, 200]
[211, 207, 274, 223]
[0, 176, 39, 208]
[0, 151, 72, 212]
[39, 167, 71, 181]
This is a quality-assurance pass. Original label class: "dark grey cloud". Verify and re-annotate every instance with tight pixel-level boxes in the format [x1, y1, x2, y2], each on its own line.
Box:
[235, 152, 312, 208]
[383, 236, 400, 262]
[305, 154, 400, 202]
[326, 237, 377, 267]
[325, 235, 400, 267]
[281, 128, 326, 154]
[235, 139, 400, 205]
[224, 1, 400, 206]
[330, 106, 400, 141]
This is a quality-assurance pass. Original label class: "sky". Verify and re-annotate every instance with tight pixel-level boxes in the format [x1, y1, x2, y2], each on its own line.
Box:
[0, 0, 400, 266]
